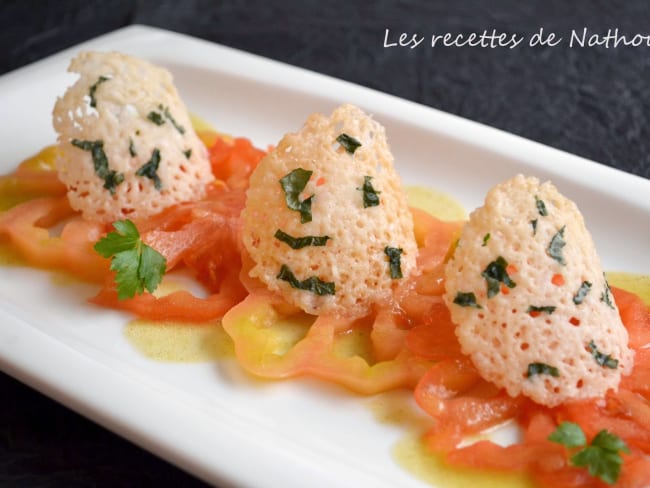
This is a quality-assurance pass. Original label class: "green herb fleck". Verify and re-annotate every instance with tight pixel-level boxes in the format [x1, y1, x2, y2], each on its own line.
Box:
[527, 305, 556, 315]
[548, 422, 586, 448]
[89, 75, 109, 108]
[274, 229, 330, 249]
[136, 148, 162, 190]
[453, 292, 482, 309]
[481, 256, 516, 298]
[530, 219, 538, 235]
[183, 149, 192, 159]
[147, 105, 186, 134]
[336, 133, 362, 154]
[573, 281, 592, 305]
[71, 139, 124, 194]
[384, 246, 403, 279]
[279, 168, 313, 223]
[526, 362, 560, 378]
[601, 277, 615, 309]
[147, 111, 165, 125]
[588, 341, 619, 369]
[94, 220, 167, 300]
[162, 105, 186, 134]
[547, 226, 566, 265]
[482, 233, 490, 246]
[277, 264, 335, 296]
[129, 138, 137, 157]
[535, 195, 548, 216]
[357, 176, 380, 208]
[549, 422, 629, 485]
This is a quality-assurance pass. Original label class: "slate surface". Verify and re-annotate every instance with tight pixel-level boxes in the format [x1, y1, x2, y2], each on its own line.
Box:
[1, 1, 649, 486]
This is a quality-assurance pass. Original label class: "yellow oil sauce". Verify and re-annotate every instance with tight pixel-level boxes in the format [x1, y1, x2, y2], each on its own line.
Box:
[607, 272, 650, 306]
[125, 320, 234, 362]
[366, 391, 534, 488]
[0, 145, 60, 211]
[405, 185, 467, 222]
[123, 275, 235, 362]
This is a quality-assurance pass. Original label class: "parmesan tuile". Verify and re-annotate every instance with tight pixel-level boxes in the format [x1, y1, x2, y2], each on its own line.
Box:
[52, 51, 213, 222]
[444, 174, 633, 407]
[242, 104, 417, 317]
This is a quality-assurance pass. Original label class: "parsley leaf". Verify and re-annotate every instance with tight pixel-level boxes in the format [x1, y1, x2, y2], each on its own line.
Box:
[548, 422, 630, 485]
[547, 226, 567, 265]
[481, 256, 516, 298]
[274, 229, 330, 249]
[384, 246, 403, 279]
[88, 75, 109, 108]
[276, 264, 335, 296]
[94, 220, 166, 300]
[357, 176, 380, 208]
[573, 281, 592, 305]
[136, 148, 162, 190]
[71, 139, 124, 194]
[526, 362, 560, 378]
[279, 168, 313, 223]
[548, 422, 586, 447]
[336, 133, 362, 154]
[453, 292, 482, 309]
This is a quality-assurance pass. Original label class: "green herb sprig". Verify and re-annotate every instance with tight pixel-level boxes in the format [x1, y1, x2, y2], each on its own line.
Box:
[549, 422, 630, 484]
[94, 220, 167, 300]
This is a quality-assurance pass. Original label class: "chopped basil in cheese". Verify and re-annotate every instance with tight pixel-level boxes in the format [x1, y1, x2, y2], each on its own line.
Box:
[547, 226, 567, 265]
[136, 148, 162, 190]
[279, 168, 313, 223]
[71, 139, 124, 194]
[277, 264, 335, 295]
[453, 292, 482, 309]
[384, 246, 403, 279]
[274, 229, 330, 249]
[357, 176, 380, 208]
[336, 133, 362, 154]
[527, 362, 560, 378]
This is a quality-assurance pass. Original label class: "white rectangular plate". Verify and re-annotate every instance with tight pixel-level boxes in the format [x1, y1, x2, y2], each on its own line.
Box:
[0, 25, 648, 488]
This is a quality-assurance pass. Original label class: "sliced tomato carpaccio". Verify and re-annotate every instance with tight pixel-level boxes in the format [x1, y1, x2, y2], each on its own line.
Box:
[221, 292, 434, 395]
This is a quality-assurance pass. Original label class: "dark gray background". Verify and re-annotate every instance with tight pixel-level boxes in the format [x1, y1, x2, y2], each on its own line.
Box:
[1, 1, 649, 486]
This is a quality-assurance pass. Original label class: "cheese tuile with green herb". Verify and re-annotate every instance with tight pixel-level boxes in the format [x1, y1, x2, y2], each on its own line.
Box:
[444, 175, 633, 407]
[242, 104, 417, 317]
[53, 51, 213, 222]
